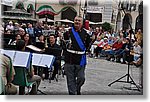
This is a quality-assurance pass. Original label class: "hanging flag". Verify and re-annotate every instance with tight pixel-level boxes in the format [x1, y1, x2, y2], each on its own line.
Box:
[36, 5, 76, 16]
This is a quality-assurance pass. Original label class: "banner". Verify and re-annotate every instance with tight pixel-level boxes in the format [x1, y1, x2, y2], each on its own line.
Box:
[87, 6, 104, 13]
[42, 30, 55, 36]
[36, 5, 76, 16]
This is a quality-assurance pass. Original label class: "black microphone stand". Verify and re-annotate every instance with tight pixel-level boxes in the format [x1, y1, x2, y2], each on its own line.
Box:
[108, 7, 141, 92]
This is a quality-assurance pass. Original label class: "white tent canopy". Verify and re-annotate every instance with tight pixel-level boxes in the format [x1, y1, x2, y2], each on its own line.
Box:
[39, 18, 54, 22]
[56, 19, 74, 23]
[89, 21, 115, 25]
[89, 21, 103, 25]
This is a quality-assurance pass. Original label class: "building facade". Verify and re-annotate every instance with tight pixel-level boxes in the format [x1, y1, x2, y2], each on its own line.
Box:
[2, 0, 143, 32]
[35, 0, 83, 22]
[115, 0, 143, 32]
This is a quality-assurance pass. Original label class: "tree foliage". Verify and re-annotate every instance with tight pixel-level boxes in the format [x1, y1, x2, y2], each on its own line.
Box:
[102, 22, 112, 31]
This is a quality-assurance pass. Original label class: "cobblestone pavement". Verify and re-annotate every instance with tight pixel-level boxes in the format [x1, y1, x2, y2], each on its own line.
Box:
[38, 56, 143, 95]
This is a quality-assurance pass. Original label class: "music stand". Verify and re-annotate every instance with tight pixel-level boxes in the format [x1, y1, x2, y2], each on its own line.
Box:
[108, 8, 141, 91]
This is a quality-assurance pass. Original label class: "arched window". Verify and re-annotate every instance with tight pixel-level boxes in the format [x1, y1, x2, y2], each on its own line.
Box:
[16, 2, 24, 10]
[122, 14, 132, 31]
[135, 14, 143, 32]
[61, 7, 77, 21]
[27, 4, 34, 13]
[59, 0, 78, 5]
[116, 12, 122, 31]
[138, 1, 143, 14]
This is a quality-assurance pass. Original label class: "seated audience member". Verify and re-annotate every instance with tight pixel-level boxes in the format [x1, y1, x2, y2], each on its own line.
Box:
[10, 34, 21, 45]
[94, 37, 108, 58]
[105, 39, 123, 61]
[114, 38, 130, 63]
[23, 33, 32, 46]
[16, 40, 41, 95]
[135, 29, 143, 46]
[45, 34, 62, 80]
[19, 28, 26, 39]
[5, 30, 12, 35]
[0, 54, 17, 95]
[131, 41, 142, 62]
[34, 35, 45, 76]
[35, 34, 45, 50]
[133, 54, 143, 67]
[107, 36, 114, 46]
[90, 36, 101, 57]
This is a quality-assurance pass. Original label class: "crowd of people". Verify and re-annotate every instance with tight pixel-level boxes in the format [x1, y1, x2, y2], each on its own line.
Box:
[88, 27, 143, 66]
[1, 17, 143, 95]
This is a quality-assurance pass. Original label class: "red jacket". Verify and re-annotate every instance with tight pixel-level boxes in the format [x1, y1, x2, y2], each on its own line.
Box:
[112, 42, 123, 50]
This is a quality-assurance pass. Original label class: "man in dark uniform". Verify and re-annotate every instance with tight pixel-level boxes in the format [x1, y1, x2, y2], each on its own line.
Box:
[63, 16, 91, 95]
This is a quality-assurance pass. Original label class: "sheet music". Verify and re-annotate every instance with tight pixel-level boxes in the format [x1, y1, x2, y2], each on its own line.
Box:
[39, 54, 55, 68]
[1, 50, 16, 61]
[32, 53, 55, 68]
[32, 53, 43, 66]
[13, 51, 30, 67]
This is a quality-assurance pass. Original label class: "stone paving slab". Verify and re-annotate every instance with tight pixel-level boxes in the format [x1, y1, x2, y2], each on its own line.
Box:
[38, 57, 143, 95]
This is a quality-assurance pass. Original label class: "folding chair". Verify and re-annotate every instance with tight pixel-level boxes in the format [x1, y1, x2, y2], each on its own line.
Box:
[12, 67, 36, 95]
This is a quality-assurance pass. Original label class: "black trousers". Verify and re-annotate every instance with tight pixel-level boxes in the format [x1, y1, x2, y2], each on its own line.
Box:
[64, 64, 85, 95]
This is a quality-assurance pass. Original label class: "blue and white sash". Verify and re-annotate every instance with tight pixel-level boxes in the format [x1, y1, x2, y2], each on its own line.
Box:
[72, 27, 86, 67]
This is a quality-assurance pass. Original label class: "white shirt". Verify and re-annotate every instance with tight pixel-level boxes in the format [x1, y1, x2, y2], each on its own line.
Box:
[6, 25, 14, 31]
[133, 45, 142, 56]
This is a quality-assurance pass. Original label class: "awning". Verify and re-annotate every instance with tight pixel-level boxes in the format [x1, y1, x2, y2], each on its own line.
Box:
[2, 16, 37, 21]
[4, 9, 31, 15]
[89, 21, 102, 25]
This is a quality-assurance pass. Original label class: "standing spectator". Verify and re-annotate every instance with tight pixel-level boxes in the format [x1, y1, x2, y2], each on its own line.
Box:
[26, 24, 35, 44]
[6, 21, 14, 31]
[63, 16, 91, 95]
[34, 21, 43, 38]
[13, 22, 20, 35]
[94, 27, 100, 40]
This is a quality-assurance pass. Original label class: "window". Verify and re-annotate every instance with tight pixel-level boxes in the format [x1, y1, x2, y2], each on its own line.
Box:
[88, 0, 98, 6]
[59, 0, 78, 5]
